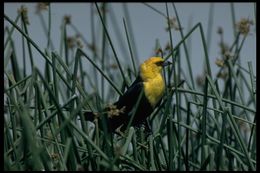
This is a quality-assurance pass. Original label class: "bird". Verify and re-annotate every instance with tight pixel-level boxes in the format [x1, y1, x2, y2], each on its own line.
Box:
[84, 57, 172, 134]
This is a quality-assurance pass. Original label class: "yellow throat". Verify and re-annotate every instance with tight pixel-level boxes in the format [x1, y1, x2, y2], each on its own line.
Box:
[140, 57, 166, 107]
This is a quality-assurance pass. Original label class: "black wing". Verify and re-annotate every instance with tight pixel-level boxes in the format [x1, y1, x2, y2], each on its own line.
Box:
[114, 75, 144, 114]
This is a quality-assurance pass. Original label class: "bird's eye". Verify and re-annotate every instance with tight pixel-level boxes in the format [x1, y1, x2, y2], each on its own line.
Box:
[155, 61, 164, 66]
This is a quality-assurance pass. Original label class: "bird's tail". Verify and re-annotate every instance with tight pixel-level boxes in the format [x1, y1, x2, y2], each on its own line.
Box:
[84, 111, 96, 122]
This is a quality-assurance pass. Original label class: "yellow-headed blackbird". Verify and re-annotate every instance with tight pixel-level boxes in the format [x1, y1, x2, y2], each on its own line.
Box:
[85, 57, 171, 133]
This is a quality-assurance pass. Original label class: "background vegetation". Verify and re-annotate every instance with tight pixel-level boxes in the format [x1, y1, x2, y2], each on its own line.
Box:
[4, 3, 256, 171]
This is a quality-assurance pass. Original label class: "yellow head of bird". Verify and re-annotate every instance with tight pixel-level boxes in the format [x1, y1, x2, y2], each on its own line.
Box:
[140, 57, 171, 81]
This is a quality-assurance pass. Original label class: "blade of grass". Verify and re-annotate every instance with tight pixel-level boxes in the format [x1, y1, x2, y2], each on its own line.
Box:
[227, 60, 251, 121]
[36, 67, 110, 163]
[121, 127, 135, 156]
[200, 77, 208, 170]
[4, 15, 20, 49]
[248, 61, 256, 102]
[148, 136, 156, 170]
[123, 18, 137, 76]
[95, 3, 129, 86]
[230, 3, 237, 39]
[172, 3, 195, 89]
[185, 102, 191, 171]
[215, 108, 228, 170]
[21, 11, 34, 69]
[77, 48, 123, 96]
[176, 88, 255, 113]
[4, 14, 52, 64]
[100, 3, 107, 102]
[166, 3, 181, 170]
[122, 3, 139, 65]
[206, 75, 255, 170]
[47, 4, 52, 49]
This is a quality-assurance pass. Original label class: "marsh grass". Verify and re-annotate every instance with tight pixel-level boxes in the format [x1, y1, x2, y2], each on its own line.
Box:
[4, 3, 256, 171]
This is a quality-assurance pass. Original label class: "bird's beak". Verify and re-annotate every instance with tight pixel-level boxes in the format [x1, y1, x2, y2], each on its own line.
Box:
[162, 61, 172, 67]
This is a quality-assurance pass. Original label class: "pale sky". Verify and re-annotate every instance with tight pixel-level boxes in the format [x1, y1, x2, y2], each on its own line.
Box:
[4, 3, 256, 90]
